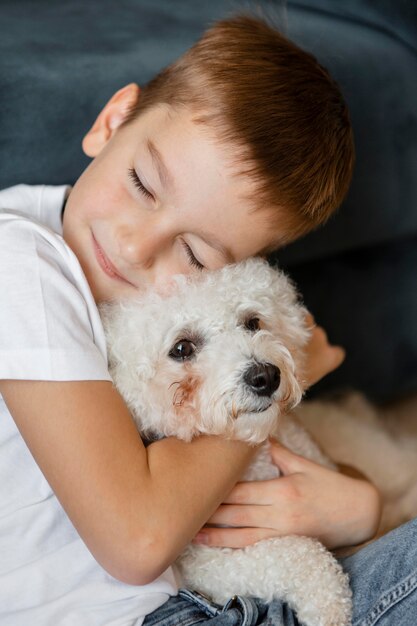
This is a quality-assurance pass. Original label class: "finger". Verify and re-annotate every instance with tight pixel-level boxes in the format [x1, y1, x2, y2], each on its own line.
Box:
[323, 346, 346, 374]
[305, 342, 346, 388]
[304, 311, 316, 328]
[310, 323, 328, 345]
[222, 479, 278, 505]
[319, 345, 346, 380]
[207, 503, 271, 528]
[270, 441, 339, 484]
[268, 439, 305, 475]
[192, 526, 278, 549]
[332, 345, 346, 368]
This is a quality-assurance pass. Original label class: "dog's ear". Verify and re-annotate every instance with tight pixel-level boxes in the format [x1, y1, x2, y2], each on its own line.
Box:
[265, 271, 311, 394]
[281, 306, 311, 394]
[268, 263, 310, 338]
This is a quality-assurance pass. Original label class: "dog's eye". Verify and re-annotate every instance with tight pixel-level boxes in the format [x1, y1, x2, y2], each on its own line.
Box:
[169, 340, 196, 361]
[245, 317, 260, 332]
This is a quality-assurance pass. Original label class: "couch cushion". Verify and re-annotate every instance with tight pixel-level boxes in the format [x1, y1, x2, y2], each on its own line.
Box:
[280, 235, 417, 402]
[276, 0, 417, 264]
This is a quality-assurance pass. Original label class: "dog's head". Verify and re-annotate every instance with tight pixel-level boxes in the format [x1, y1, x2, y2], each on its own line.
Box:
[100, 258, 310, 444]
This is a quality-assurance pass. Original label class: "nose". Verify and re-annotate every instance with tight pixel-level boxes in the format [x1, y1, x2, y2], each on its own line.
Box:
[117, 227, 181, 288]
[243, 362, 280, 397]
[118, 231, 155, 269]
[117, 216, 171, 273]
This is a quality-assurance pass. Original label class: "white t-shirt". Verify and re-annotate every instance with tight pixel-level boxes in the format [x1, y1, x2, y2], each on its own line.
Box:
[0, 185, 177, 626]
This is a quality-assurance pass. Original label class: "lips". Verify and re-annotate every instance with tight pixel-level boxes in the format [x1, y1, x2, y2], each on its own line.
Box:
[92, 233, 133, 285]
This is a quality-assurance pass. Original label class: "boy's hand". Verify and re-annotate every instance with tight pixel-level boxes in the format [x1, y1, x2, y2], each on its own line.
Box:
[193, 441, 382, 551]
[303, 313, 345, 388]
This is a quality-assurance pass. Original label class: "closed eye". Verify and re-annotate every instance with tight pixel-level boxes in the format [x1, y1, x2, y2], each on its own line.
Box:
[128, 167, 154, 200]
[181, 240, 205, 271]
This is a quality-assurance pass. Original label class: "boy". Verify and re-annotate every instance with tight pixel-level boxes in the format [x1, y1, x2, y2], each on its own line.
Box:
[0, 14, 380, 626]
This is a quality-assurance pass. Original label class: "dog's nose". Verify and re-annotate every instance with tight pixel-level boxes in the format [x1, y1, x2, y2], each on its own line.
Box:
[243, 362, 280, 397]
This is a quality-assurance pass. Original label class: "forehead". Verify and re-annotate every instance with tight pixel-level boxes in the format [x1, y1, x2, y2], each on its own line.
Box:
[124, 105, 283, 259]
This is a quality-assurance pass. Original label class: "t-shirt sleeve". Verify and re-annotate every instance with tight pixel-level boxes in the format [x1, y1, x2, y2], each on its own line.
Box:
[0, 214, 112, 382]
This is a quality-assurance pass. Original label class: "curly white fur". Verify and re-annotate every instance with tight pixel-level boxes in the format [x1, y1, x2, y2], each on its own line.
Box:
[100, 258, 352, 626]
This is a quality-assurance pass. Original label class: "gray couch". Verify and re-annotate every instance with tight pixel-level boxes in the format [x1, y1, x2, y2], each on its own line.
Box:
[1, 0, 416, 401]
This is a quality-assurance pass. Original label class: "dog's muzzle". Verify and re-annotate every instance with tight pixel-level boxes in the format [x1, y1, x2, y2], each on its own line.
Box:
[243, 362, 280, 397]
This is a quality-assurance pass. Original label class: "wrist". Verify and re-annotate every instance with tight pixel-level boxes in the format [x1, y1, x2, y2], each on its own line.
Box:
[358, 479, 383, 543]
[320, 474, 382, 551]
[337, 478, 382, 550]
[333, 480, 382, 558]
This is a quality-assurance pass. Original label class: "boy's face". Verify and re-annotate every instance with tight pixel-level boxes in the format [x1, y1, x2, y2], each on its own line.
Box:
[63, 85, 279, 303]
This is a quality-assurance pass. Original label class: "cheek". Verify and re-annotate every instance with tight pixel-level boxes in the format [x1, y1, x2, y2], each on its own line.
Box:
[73, 161, 125, 222]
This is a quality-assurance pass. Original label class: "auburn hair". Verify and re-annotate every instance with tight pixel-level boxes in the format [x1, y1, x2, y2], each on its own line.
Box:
[123, 14, 355, 245]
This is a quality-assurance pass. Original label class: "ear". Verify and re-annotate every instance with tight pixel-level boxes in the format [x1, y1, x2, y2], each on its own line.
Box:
[82, 83, 140, 157]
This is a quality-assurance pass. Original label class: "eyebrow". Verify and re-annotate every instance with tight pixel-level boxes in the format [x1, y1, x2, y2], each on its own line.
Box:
[146, 139, 174, 191]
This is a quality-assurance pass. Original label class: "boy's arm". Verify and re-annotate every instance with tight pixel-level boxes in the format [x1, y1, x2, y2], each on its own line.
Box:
[0, 312, 347, 582]
[0, 378, 254, 585]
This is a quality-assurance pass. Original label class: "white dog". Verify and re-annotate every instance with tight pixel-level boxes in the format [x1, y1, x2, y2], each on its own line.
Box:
[100, 258, 352, 626]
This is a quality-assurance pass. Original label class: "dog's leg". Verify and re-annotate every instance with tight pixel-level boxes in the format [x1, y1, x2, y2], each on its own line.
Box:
[177, 537, 352, 626]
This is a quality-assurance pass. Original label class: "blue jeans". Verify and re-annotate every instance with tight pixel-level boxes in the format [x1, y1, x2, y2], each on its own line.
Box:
[142, 517, 417, 625]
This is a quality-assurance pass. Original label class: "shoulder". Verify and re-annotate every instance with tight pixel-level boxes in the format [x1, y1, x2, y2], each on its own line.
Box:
[0, 212, 110, 381]
[0, 184, 70, 231]
[0, 184, 44, 216]
[0, 210, 70, 269]
[0, 211, 91, 320]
